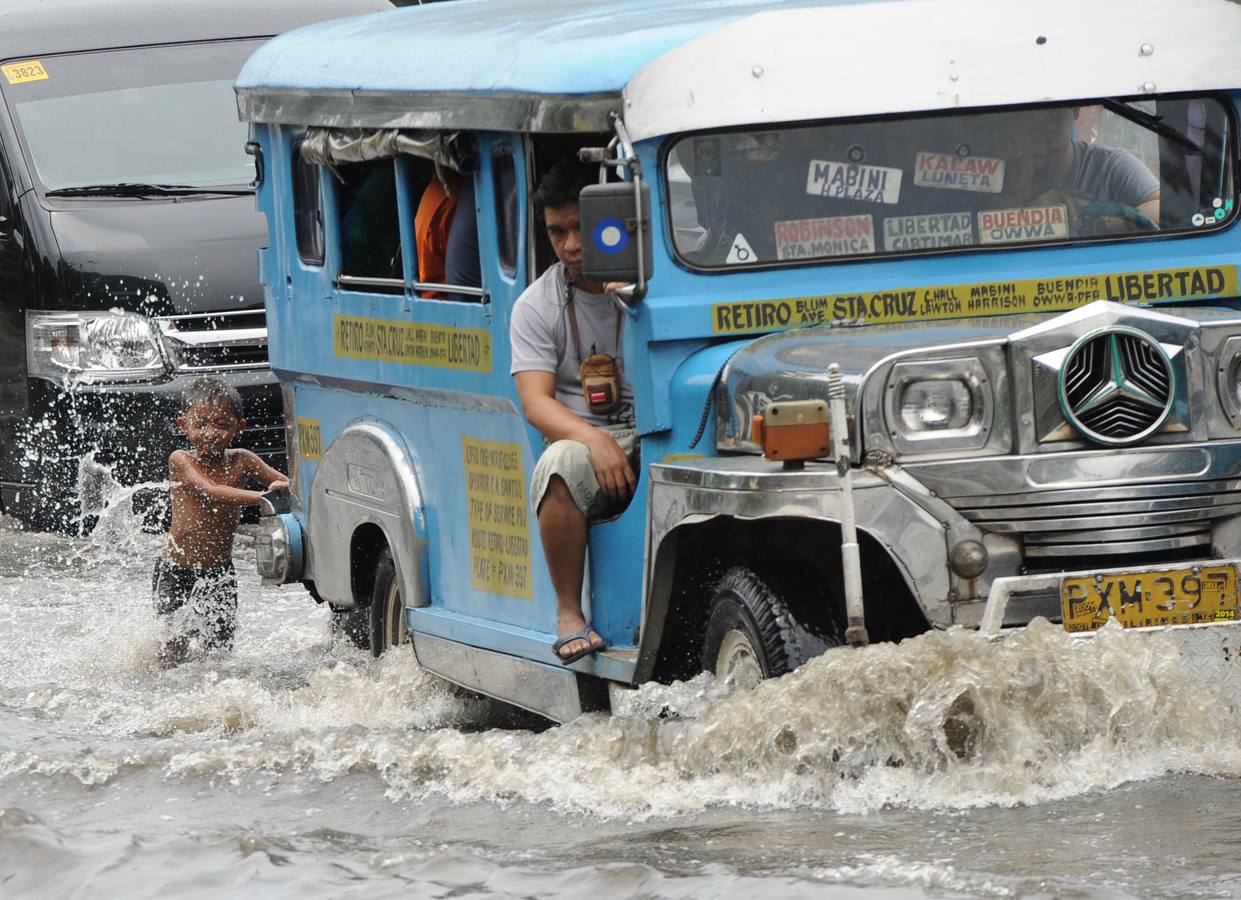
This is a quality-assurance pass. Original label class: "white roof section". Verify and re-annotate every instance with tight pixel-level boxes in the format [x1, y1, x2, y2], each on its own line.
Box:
[623, 0, 1241, 141]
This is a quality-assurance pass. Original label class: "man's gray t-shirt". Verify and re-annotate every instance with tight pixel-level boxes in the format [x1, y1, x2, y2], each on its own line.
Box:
[510, 263, 635, 427]
[1062, 140, 1160, 208]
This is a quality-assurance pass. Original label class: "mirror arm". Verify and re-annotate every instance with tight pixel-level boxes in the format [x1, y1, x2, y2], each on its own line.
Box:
[610, 114, 647, 303]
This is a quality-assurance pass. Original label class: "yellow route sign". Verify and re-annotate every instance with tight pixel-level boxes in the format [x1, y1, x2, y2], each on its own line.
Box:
[333, 314, 491, 372]
[463, 437, 531, 599]
[711, 265, 1239, 335]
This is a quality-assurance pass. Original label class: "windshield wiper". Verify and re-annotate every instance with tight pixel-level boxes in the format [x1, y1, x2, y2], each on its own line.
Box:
[45, 182, 253, 197]
[1100, 99, 1201, 154]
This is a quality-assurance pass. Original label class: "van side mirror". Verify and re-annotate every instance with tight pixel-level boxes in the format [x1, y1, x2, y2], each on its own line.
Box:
[580, 182, 652, 287]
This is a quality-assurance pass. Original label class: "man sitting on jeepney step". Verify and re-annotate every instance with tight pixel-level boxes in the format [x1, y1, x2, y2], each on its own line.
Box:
[510, 160, 637, 665]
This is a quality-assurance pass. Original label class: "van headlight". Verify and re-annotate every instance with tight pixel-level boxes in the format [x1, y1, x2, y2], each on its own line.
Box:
[27, 310, 168, 382]
[884, 358, 993, 453]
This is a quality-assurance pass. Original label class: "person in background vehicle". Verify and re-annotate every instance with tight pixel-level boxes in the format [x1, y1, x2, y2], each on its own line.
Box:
[510, 160, 636, 664]
[153, 378, 288, 666]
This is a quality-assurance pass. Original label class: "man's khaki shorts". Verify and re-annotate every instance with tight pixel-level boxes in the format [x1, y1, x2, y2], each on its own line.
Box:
[530, 425, 637, 520]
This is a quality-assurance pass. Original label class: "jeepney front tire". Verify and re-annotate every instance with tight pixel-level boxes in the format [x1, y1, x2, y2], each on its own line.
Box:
[701, 565, 841, 689]
[368, 547, 407, 658]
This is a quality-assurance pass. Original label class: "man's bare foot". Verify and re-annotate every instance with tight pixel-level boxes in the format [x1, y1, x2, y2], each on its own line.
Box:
[554, 615, 605, 662]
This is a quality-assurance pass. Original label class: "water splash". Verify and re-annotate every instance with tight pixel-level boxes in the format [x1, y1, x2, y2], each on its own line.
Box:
[6, 520, 1241, 823]
[70, 451, 168, 570]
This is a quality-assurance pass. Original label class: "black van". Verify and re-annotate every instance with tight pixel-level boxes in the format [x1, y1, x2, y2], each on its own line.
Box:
[0, 0, 391, 531]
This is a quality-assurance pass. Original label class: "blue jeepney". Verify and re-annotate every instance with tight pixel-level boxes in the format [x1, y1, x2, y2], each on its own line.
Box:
[239, 0, 1241, 721]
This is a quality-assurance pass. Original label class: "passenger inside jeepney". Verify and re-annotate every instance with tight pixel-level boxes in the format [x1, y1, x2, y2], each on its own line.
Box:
[986, 106, 1161, 232]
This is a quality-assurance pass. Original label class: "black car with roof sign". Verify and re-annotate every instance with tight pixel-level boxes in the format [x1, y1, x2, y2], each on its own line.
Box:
[0, 0, 392, 530]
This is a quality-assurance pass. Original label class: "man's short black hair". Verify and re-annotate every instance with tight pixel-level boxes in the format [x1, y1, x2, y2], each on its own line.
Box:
[532, 159, 594, 215]
[182, 377, 244, 419]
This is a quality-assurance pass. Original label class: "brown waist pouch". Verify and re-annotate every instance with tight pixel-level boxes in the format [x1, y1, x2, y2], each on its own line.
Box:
[580, 353, 622, 416]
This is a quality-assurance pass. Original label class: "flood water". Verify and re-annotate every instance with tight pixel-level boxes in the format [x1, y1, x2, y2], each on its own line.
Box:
[4, 498, 1241, 898]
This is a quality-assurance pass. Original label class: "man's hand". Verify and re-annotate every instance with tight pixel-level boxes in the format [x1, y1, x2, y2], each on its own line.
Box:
[267, 479, 290, 492]
[582, 428, 635, 503]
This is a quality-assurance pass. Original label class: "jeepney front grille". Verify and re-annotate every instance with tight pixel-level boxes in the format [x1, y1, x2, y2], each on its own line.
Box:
[945, 477, 1241, 558]
[156, 310, 269, 373]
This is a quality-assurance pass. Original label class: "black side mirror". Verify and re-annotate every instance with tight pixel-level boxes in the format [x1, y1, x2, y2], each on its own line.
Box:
[246, 140, 265, 190]
[580, 181, 652, 287]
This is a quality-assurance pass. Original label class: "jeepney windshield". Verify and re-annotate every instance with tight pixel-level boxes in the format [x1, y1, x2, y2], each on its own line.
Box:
[665, 97, 1235, 269]
[1, 40, 263, 193]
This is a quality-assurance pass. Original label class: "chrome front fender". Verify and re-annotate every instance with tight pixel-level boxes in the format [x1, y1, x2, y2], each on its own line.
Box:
[640, 457, 958, 676]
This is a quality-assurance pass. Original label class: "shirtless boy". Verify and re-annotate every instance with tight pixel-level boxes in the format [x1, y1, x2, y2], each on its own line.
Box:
[153, 378, 287, 665]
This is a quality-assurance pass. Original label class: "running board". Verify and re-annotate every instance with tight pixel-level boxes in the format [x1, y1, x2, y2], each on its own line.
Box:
[412, 632, 605, 723]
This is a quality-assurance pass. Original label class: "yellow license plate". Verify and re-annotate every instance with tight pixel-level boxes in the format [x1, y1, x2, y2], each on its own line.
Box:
[1061, 564, 1239, 633]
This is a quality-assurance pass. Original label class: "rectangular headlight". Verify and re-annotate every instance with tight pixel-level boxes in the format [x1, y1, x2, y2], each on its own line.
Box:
[884, 358, 993, 453]
[27, 310, 168, 382]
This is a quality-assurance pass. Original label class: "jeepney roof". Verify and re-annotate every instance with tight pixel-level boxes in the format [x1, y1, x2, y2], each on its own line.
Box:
[236, 0, 1241, 137]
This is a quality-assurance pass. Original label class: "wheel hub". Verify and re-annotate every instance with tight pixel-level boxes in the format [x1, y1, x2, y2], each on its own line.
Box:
[716, 628, 763, 689]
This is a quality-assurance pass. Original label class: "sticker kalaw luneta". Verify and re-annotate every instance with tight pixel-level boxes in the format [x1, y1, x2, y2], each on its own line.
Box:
[710, 264, 1240, 334]
[462, 437, 532, 599]
[978, 206, 1069, 244]
[1, 60, 48, 84]
[805, 159, 903, 205]
[774, 215, 875, 260]
[913, 151, 1005, 193]
[333, 314, 492, 372]
[883, 212, 973, 251]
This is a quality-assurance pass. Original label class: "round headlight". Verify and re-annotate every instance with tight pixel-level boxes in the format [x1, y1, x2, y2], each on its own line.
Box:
[898, 379, 973, 432]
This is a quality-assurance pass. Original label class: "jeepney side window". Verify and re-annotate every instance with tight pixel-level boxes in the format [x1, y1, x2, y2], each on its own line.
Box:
[401, 153, 485, 302]
[335, 158, 402, 292]
[291, 137, 324, 266]
[494, 148, 517, 276]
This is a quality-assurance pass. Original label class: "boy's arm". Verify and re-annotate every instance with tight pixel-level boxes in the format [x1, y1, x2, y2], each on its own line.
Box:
[239, 449, 289, 490]
[170, 450, 265, 506]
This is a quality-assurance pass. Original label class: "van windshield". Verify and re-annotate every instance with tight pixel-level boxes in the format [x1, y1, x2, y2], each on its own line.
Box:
[666, 97, 1234, 269]
[1, 40, 263, 193]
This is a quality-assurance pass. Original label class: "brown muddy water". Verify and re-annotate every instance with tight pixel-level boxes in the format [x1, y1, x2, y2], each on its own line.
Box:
[3, 500, 1241, 898]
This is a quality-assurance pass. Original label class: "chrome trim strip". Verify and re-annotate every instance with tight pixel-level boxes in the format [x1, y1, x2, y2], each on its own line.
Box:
[334, 274, 489, 300]
[1025, 532, 1210, 557]
[411, 282, 487, 299]
[156, 310, 263, 323]
[163, 328, 267, 347]
[174, 361, 269, 373]
[237, 88, 620, 134]
[411, 632, 584, 723]
[337, 275, 404, 291]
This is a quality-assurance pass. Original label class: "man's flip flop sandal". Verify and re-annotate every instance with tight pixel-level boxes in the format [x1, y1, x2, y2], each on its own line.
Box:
[552, 627, 607, 665]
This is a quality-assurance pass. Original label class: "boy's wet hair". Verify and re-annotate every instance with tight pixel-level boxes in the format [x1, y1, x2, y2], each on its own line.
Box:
[182, 378, 244, 419]
[532, 159, 594, 216]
